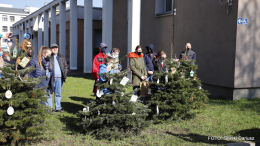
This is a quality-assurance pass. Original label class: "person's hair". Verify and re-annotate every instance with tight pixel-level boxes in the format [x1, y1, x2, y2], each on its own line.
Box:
[105, 56, 114, 63]
[135, 45, 142, 51]
[185, 43, 191, 47]
[157, 50, 166, 58]
[111, 48, 120, 53]
[37, 46, 51, 70]
[20, 39, 33, 51]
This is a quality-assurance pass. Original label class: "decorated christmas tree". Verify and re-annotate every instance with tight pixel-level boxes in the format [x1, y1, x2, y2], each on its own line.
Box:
[0, 39, 49, 145]
[147, 56, 209, 123]
[77, 70, 151, 140]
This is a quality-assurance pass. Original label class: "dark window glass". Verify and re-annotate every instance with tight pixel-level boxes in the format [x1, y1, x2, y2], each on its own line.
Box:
[166, 0, 172, 12]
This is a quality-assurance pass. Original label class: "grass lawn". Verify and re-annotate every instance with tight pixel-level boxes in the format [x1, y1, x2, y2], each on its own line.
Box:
[32, 74, 260, 146]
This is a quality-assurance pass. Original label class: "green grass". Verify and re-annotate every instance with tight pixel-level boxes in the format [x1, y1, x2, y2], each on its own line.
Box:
[31, 75, 260, 146]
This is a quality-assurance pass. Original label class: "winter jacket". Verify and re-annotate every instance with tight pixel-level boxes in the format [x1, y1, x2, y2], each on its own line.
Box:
[50, 53, 69, 82]
[179, 50, 196, 64]
[92, 52, 108, 80]
[153, 57, 167, 73]
[27, 58, 54, 92]
[98, 64, 116, 95]
[144, 44, 157, 73]
[129, 52, 147, 87]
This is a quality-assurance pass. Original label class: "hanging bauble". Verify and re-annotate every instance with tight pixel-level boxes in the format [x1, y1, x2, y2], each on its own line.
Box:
[7, 106, 14, 115]
[5, 90, 12, 99]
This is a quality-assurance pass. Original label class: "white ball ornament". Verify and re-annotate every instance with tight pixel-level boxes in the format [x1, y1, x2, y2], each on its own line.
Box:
[7, 106, 14, 115]
[5, 90, 12, 99]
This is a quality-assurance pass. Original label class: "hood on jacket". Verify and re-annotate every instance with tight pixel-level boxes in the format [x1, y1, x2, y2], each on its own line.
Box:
[146, 44, 154, 53]
[99, 64, 108, 73]
[99, 64, 107, 69]
[128, 52, 144, 58]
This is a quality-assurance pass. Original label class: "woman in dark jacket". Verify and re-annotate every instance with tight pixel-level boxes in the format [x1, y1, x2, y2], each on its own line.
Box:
[153, 50, 167, 73]
[27, 46, 53, 112]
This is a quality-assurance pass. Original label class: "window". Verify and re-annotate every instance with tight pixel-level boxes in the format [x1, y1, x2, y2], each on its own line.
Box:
[2, 15, 7, 21]
[166, 0, 172, 12]
[2, 26, 7, 32]
[155, 0, 174, 17]
[10, 27, 12, 32]
[94, 29, 102, 48]
[10, 16, 15, 22]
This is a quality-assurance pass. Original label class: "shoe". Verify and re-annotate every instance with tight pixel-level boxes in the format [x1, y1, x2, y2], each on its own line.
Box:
[56, 109, 63, 113]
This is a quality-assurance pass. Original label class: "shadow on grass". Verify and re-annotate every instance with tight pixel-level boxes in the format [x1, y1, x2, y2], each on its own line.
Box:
[233, 128, 260, 141]
[57, 115, 83, 134]
[166, 132, 235, 145]
[58, 101, 89, 134]
[61, 101, 85, 115]
[69, 96, 95, 105]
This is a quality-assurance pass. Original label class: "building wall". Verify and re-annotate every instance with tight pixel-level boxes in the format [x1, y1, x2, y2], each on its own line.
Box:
[55, 19, 102, 70]
[234, 0, 260, 88]
[173, 0, 238, 88]
[140, 0, 173, 58]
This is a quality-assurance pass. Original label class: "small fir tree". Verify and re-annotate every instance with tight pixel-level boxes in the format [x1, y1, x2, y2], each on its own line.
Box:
[147, 58, 209, 123]
[77, 70, 151, 140]
[0, 39, 49, 145]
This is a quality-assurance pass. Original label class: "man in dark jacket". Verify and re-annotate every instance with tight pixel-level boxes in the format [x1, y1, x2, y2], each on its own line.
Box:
[144, 44, 157, 82]
[179, 43, 196, 64]
[49, 44, 69, 113]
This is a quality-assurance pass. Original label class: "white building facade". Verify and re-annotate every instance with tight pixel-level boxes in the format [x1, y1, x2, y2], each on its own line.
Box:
[0, 4, 39, 51]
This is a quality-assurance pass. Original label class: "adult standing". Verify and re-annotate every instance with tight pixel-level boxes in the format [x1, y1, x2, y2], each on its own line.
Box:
[129, 45, 147, 103]
[179, 43, 196, 64]
[27, 46, 54, 113]
[49, 44, 69, 113]
[144, 44, 157, 82]
[92, 43, 108, 95]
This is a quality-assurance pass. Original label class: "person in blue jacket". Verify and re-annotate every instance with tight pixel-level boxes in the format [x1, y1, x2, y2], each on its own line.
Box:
[27, 46, 54, 114]
[144, 44, 157, 82]
[98, 56, 116, 97]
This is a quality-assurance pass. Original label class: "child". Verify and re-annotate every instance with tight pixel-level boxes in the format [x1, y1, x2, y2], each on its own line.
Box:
[106, 48, 122, 73]
[98, 56, 116, 96]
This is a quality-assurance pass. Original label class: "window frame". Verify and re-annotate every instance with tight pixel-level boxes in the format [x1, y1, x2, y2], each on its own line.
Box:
[2, 26, 8, 32]
[155, 0, 174, 17]
[10, 16, 15, 22]
[2, 15, 8, 21]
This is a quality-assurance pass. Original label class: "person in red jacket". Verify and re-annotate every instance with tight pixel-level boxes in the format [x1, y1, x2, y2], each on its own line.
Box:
[92, 43, 108, 95]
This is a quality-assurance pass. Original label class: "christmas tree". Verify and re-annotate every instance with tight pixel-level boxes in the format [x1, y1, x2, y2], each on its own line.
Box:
[76, 70, 151, 140]
[0, 39, 49, 145]
[147, 57, 209, 123]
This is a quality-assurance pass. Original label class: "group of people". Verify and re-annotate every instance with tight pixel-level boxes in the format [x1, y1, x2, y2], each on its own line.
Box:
[20, 39, 69, 115]
[91, 42, 196, 102]
[17, 40, 195, 112]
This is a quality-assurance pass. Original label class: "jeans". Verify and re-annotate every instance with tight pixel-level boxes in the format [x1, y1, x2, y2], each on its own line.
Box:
[46, 77, 63, 110]
[45, 89, 53, 109]
[146, 74, 154, 82]
[133, 86, 140, 96]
